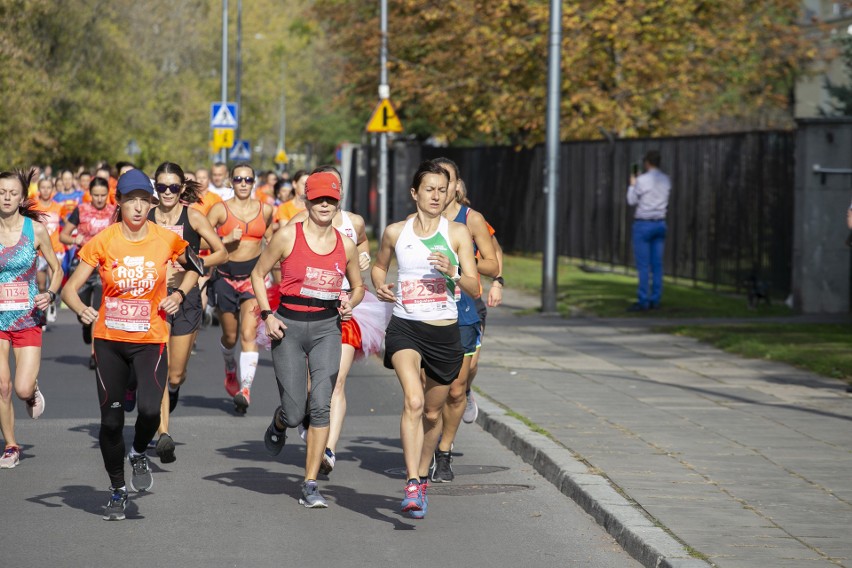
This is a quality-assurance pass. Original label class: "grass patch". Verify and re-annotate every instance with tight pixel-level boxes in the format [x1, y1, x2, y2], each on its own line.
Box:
[663, 323, 852, 382]
[502, 253, 793, 319]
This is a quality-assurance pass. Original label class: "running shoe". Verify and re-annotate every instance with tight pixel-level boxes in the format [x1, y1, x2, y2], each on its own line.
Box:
[430, 450, 454, 483]
[297, 423, 308, 442]
[82, 323, 92, 345]
[202, 306, 213, 328]
[88, 355, 96, 370]
[168, 386, 180, 413]
[128, 453, 153, 492]
[0, 446, 20, 469]
[400, 480, 423, 515]
[233, 387, 251, 414]
[224, 364, 239, 397]
[410, 480, 428, 519]
[462, 391, 479, 424]
[264, 408, 286, 456]
[46, 302, 57, 323]
[299, 481, 328, 508]
[102, 487, 128, 521]
[124, 388, 137, 413]
[319, 448, 336, 475]
[25, 385, 45, 419]
[155, 433, 176, 464]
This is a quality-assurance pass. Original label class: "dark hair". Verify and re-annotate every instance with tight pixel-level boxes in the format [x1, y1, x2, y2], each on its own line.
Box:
[433, 157, 459, 180]
[456, 179, 471, 206]
[0, 169, 47, 223]
[153, 161, 202, 205]
[644, 150, 661, 168]
[274, 178, 291, 196]
[230, 162, 254, 178]
[88, 176, 109, 193]
[311, 165, 341, 178]
[291, 169, 308, 184]
[410, 160, 450, 192]
[115, 161, 135, 172]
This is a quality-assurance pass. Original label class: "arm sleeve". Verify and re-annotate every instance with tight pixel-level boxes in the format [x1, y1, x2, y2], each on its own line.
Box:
[67, 207, 80, 226]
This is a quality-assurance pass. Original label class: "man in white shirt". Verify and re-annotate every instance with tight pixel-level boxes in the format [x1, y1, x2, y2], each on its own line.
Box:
[208, 162, 234, 201]
[626, 150, 671, 311]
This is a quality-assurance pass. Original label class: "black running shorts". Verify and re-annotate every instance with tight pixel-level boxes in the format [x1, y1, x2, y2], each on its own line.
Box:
[383, 315, 464, 385]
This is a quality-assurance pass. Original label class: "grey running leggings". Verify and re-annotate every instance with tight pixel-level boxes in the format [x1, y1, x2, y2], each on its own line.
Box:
[271, 311, 341, 428]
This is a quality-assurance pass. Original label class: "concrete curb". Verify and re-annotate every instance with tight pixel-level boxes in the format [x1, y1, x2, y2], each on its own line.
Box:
[475, 396, 711, 568]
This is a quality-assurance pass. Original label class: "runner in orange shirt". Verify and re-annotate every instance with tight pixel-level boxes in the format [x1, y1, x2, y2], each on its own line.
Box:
[273, 170, 308, 231]
[62, 168, 194, 521]
[33, 178, 65, 324]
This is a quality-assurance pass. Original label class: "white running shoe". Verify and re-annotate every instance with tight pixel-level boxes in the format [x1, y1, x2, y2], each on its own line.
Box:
[297, 423, 308, 442]
[26, 386, 45, 419]
[0, 446, 21, 469]
[46, 302, 57, 323]
[462, 391, 478, 424]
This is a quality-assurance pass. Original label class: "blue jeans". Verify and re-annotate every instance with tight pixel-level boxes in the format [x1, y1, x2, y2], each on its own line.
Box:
[632, 220, 667, 307]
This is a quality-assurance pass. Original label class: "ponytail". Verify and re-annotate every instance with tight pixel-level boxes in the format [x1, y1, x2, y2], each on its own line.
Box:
[0, 169, 46, 223]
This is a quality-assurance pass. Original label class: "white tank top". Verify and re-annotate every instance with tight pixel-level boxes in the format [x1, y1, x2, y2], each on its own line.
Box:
[334, 211, 357, 290]
[393, 216, 459, 321]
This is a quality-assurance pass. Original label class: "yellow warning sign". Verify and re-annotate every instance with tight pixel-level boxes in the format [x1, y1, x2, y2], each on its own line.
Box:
[274, 149, 289, 164]
[366, 99, 403, 133]
[213, 128, 235, 150]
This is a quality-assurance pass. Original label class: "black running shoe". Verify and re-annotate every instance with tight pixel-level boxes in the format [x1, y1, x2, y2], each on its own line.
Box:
[264, 407, 286, 456]
[168, 386, 180, 413]
[102, 488, 128, 521]
[155, 433, 176, 464]
[430, 450, 454, 483]
[128, 453, 153, 492]
[88, 355, 96, 370]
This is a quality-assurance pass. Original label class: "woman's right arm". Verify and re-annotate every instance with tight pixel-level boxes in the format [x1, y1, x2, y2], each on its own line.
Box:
[371, 223, 400, 302]
[60, 261, 99, 324]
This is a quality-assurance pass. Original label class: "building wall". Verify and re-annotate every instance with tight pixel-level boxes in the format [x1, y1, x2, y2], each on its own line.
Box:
[796, 1, 852, 117]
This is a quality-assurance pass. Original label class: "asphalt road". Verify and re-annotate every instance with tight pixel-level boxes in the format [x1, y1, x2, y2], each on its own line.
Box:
[0, 308, 639, 567]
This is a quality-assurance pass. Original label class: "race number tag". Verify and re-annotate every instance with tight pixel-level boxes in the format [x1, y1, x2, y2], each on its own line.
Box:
[300, 267, 343, 300]
[104, 298, 151, 332]
[0, 282, 30, 311]
[400, 278, 447, 313]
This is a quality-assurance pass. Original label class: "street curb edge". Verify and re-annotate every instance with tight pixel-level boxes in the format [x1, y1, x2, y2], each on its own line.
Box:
[475, 396, 712, 568]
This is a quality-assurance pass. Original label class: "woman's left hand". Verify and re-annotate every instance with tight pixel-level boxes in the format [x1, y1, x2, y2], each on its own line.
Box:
[158, 292, 183, 315]
[338, 299, 353, 321]
[34, 292, 53, 311]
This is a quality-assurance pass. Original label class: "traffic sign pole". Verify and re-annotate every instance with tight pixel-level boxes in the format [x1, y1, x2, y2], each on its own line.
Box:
[378, 0, 389, 239]
[219, 0, 229, 163]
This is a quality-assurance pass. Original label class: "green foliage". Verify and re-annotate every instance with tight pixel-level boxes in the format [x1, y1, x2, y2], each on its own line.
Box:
[821, 35, 852, 116]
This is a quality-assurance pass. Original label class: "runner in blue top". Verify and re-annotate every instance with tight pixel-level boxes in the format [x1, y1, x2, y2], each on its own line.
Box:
[0, 169, 63, 470]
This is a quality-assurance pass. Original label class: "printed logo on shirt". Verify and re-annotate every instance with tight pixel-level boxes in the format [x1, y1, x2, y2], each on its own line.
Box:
[112, 258, 160, 297]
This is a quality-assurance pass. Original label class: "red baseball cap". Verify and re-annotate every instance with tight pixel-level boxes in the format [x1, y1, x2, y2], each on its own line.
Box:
[305, 172, 341, 201]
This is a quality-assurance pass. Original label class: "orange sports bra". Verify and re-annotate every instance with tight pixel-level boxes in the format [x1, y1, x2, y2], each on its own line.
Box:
[217, 202, 267, 242]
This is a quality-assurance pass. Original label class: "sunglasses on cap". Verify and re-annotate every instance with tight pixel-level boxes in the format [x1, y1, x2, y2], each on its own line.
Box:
[232, 176, 255, 185]
[155, 183, 182, 194]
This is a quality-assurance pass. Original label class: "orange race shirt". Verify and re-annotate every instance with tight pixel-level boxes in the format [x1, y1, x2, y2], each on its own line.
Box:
[32, 200, 65, 254]
[191, 191, 223, 216]
[275, 199, 305, 224]
[79, 222, 187, 344]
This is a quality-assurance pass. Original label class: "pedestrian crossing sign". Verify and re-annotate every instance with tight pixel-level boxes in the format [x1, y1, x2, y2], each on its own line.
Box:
[229, 140, 251, 161]
[210, 102, 238, 129]
[366, 99, 403, 133]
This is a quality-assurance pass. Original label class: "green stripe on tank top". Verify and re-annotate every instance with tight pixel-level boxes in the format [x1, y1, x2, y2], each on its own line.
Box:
[419, 232, 458, 295]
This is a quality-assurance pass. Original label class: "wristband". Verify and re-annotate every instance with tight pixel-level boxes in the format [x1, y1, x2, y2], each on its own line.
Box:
[451, 265, 462, 283]
[172, 289, 186, 302]
[260, 309, 274, 321]
[493, 276, 504, 286]
[47, 290, 57, 303]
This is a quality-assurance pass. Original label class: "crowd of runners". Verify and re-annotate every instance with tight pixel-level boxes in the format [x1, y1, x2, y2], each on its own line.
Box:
[0, 157, 504, 521]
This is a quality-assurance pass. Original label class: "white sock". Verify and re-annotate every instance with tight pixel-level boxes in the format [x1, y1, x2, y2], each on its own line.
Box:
[168, 384, 179, 393]
[240, 352, 259, 390]
[220, 341, 236, 368]
[128, 447, 143, 458]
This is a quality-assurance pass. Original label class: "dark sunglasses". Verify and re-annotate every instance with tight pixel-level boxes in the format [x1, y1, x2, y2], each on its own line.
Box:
[232, 176, 255, 185]
[155, 183, 182, 194]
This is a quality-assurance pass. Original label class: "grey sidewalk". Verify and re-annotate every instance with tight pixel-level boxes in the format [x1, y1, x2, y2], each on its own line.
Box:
[472, 288, 852, 568]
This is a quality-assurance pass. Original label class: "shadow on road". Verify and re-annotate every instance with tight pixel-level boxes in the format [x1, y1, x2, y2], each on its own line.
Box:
[178, 394, 240, 415]
[48, 355, 91, 368]
[215, 439, 306, 468]
[26, 484, 150, 520]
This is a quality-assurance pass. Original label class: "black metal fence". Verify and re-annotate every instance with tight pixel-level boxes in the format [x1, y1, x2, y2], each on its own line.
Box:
[345, 132, 795, 295]
[413, 132, 796, 295]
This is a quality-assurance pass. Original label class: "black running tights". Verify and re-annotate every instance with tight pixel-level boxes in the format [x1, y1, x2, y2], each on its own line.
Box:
[93, 339, 167, 488]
